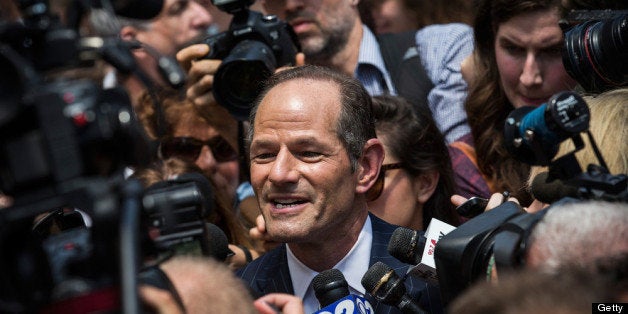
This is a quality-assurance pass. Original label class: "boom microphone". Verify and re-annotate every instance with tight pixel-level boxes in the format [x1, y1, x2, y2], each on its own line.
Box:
[312, 269, 374, 314]
[530, 171, 579, 204]
[361, 262, 426, 314]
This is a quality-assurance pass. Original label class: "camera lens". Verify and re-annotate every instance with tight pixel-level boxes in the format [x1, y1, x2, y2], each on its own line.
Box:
[562, 14, 628, 93]
[213, 40, 276, 121]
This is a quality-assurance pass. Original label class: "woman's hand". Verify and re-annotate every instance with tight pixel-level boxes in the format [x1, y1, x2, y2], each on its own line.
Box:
[249, 214, 281, 252]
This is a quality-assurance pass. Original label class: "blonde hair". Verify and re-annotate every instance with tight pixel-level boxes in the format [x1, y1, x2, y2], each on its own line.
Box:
[528, 88, 628, 186]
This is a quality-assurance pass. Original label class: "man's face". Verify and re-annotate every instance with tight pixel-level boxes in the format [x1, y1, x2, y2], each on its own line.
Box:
[248, 79, 361, 243]
[137, 0, 212, 56]
[261, 0, 356, 61]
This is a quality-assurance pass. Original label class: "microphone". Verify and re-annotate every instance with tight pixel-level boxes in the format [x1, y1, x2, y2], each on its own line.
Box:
[503, 91, 590, 166]
[204, 222, 234, 262]
[361, 262, 426, 314]
[92, 0, 164, 20]
[312, 269, 374, 314]
[388, 227, 425, 265]
[530, 171, 579, 204]
[388, 219, 456, 285]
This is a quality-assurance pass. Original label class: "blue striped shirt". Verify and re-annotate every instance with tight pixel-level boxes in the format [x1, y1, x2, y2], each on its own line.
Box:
[355, 24, 474, 143]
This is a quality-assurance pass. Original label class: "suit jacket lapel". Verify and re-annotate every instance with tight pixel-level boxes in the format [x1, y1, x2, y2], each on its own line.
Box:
[258, 245, 295, 295]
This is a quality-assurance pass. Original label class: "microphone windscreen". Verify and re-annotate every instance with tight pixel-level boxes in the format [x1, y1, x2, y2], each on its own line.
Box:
[312, 269, 350, 307]
[388, 227, 423, 265]
[205, 222, 232, 261]
[361, 261, 392, 294]
[530, 171, 578, 204]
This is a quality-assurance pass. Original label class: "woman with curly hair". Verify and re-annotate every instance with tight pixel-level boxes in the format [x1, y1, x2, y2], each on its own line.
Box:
[455, 0, 579, 206]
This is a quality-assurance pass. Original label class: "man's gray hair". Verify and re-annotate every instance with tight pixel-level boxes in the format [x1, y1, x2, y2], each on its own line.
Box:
[527, 200, 628, 271]
[88, 8, 151, 37]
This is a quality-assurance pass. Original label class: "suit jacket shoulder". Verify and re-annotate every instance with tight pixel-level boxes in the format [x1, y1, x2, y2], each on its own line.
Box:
[236, 244, 293, 298]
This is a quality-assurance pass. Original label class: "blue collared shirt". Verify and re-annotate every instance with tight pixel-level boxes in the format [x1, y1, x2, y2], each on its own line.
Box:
[416, 23, 474, 143]
[356, 26, 397, 96]
[355, 24, 474, 143]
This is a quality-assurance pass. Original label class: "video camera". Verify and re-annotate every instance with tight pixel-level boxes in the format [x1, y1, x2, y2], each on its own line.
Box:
[202, 0, 301, 121]
[560, 10, 628, 93]
[0, 1, 224, 312]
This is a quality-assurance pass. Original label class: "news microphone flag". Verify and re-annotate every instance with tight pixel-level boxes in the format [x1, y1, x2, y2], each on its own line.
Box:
[406, 218, 456, 285]
[312, 294, 374, 314]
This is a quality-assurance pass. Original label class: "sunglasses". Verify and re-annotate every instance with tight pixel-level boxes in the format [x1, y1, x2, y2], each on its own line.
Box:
[365, 163, 404, 202]
[159, 136, 238, 163]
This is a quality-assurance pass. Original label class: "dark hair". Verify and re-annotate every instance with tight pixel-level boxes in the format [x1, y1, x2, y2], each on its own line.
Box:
[371, 96, 459, 228]
[249, 65, 376, 172]
[465, 0, 565, 205]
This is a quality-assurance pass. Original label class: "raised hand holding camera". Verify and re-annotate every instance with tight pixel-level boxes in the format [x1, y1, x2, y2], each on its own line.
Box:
[177, 0, 301, 121]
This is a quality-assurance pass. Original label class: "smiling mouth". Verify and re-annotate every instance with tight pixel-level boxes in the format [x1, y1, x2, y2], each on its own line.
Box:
[273, 199, 307, 209]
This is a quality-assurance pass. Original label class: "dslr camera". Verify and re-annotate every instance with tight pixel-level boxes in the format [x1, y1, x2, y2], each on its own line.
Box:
[203, 0, 301, 121]
[561, 10, 628, 93]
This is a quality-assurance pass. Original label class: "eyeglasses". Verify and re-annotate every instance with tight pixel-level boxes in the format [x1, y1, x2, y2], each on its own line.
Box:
[159, 136, 238, 163]
[365, 163, 404, 202]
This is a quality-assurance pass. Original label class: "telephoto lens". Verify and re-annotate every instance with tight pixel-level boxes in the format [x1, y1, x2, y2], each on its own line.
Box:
[562, 13, 628, 93]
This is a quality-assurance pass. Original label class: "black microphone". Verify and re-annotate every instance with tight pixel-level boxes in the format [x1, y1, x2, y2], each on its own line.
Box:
[312, 269, 374, 314]
[204, 222, 234, 262]
[92, 0, 164, 20]
[388, 220, 456, 286]
[530, 171, 579, 204]
[312, 268, 349, 307]
[388, 227, 425, 265]
[361, 262, 426, 314]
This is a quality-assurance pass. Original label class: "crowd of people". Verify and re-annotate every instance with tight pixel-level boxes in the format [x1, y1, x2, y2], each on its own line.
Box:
[0, 0, 626, 313]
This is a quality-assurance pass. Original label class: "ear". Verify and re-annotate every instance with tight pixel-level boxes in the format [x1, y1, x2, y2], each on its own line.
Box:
[120, 26, 138, 41]
[120, 26, 151, 60]
[415, 170, 439, 204]
[356, 138, 385, 195]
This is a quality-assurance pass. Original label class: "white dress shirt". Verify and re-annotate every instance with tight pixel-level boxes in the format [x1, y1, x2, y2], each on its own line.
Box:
[287, 216, 373, 313]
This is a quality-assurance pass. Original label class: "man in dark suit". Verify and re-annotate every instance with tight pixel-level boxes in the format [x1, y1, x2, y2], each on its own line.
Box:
[237, 65, 442, 314]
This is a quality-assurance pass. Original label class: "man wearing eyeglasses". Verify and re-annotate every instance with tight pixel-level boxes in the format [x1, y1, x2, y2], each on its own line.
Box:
[237, 65, 443, 314]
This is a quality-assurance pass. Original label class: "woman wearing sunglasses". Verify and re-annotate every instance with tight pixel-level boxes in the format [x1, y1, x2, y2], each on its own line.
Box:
[135, 91, 261, 268]
[366, 95, 461, 230]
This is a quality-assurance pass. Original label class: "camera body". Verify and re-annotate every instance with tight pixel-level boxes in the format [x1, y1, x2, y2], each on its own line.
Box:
[203, 0, 300, 121]
[435, 201, 551, 305]
[561, 10, 628, 93]
[142, 172, 215, 257]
